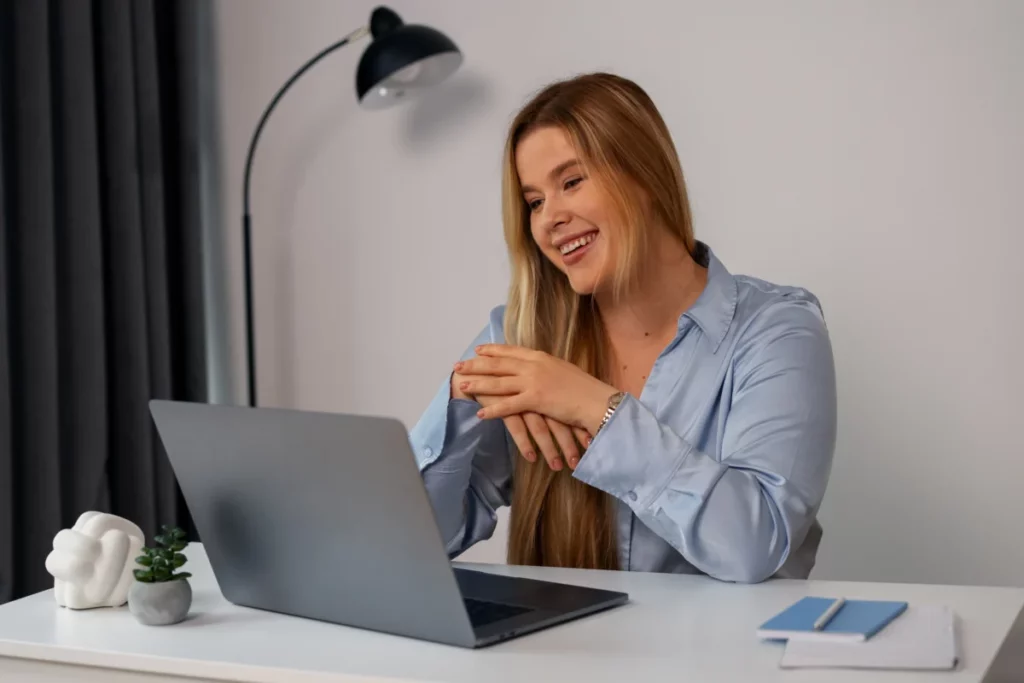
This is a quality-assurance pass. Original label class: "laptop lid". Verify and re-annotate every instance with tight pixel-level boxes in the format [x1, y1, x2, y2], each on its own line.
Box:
[149, 399, 478, 648]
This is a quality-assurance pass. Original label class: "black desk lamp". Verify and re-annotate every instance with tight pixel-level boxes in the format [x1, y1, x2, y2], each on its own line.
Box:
[241, 6, 462, 406]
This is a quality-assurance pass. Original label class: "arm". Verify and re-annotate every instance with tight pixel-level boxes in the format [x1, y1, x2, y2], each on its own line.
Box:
[408, 307, 513, 557]
[572, 300, 837, 583]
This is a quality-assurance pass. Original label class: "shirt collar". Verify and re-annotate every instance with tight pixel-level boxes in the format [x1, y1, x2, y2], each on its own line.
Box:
[679, 241, 738, 353]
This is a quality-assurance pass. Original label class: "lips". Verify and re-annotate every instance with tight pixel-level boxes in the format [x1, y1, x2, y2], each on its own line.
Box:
[558, 231, 598, 256]
[559, 231, 598, 266]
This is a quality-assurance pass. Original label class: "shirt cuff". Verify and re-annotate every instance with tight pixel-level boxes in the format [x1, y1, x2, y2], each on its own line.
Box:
[408, 372, 482, 470]
[572, 393, 724, 510]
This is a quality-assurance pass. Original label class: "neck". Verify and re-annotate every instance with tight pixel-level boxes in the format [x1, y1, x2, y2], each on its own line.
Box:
[595, 233, 707, 346]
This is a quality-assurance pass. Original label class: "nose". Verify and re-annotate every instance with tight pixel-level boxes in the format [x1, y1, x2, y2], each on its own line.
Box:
[540, 194, 571, 234]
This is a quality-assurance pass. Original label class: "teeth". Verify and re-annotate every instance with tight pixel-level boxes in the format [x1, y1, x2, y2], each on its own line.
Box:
[559, 233, 596, 255]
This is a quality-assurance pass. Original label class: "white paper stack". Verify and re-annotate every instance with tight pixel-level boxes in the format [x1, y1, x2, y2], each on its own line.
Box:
[779, 605, 959, 670]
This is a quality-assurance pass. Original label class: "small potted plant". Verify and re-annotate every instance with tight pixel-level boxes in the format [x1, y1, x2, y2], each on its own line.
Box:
[128, 525, 193, 625]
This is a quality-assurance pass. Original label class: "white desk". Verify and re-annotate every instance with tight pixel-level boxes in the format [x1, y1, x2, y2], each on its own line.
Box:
[1, 544, 1022, 682]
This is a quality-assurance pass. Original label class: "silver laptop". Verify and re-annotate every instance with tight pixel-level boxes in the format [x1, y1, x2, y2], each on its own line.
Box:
[149, 400, 628, 648]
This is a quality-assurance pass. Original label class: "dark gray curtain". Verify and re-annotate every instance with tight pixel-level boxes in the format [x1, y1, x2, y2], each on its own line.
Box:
[0, 0, 210, 604]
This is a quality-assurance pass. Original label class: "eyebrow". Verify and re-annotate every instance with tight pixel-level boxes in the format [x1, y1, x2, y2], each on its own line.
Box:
[521, 159, 580, 194]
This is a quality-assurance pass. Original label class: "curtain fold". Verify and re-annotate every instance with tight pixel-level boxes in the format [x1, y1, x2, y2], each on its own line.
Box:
[0, 0, 211, 604]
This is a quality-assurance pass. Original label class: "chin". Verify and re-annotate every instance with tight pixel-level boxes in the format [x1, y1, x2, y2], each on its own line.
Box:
[565, 269, 606, 296]
[568, 281, 596, 296]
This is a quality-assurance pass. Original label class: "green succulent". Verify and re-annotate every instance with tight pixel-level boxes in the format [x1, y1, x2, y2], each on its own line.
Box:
[133, 525, 191, 583]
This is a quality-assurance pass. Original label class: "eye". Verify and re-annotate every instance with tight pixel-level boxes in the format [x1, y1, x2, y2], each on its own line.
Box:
[527, 198, 543, 212]
[564, 176, 584, 190]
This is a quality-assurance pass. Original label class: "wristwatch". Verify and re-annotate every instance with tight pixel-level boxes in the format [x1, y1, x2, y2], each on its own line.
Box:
[595, 391, 626, 435]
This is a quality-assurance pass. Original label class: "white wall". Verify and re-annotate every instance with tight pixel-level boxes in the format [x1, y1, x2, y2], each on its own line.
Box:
[213, 0, 1024, 586]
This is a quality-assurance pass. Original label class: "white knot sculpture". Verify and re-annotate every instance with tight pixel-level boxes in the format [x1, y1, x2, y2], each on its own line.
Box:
[44, 511, 145, 609]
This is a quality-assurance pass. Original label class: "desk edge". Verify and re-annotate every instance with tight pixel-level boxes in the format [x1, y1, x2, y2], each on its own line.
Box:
[0, 641, 412, 683]
[982, 600, 1024, 683]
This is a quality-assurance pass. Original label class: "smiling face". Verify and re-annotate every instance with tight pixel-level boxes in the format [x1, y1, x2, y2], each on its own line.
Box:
[515, 126, 625, 296]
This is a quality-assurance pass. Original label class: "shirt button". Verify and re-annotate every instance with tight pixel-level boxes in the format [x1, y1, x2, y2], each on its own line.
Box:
[424, 447, 434, 458]
[627, 491, 638, 502]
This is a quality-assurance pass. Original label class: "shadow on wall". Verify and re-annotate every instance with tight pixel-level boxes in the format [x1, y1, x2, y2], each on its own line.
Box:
[269, 94, 357, 408]
[258, 67, 491, 406]
[400, 69, 494, 153]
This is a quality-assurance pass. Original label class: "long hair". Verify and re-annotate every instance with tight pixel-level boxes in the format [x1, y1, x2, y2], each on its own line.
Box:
[502, 73, 697, 569]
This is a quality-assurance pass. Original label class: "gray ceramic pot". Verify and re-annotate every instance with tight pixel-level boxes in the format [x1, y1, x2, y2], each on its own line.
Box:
[128, 579, 192, 625]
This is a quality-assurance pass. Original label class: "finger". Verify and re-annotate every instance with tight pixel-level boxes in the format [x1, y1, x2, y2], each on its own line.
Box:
[546, 418, 581, 470]
[524, 412, 563, 471]
[476, 396, 527, 420]
[452, 373, 497, 383]
[574, 427, 592, 450]
[474, 344, 539, 361]
[451, 373, 489, 400]
[450, 370, 472, 400]
[459, 376, 517, 396]
[454, 357, 518, 376]
[502, 415, 537, 463]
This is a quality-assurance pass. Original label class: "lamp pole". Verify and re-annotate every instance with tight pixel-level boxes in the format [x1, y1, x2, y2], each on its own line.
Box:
[239, 6, 461, 407]
[241, 26, 370, 407]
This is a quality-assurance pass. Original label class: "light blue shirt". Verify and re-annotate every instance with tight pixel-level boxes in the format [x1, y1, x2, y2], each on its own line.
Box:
[409, 243, 837, 583]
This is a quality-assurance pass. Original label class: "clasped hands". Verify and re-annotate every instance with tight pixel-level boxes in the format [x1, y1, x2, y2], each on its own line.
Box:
[452, 344, 617, 471]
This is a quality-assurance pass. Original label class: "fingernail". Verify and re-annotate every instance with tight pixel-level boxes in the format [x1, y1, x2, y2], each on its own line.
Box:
[551, 458, 563, 471]
[569, 457, 579, 469]
[525, 451, 537, 462]
[459, 381, 469, 390]
[453, 362, 464, 371]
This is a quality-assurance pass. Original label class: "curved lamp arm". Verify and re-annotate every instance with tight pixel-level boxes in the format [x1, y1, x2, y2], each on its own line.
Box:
[243, 25, 369, 216]
[241, 25, 369, 407]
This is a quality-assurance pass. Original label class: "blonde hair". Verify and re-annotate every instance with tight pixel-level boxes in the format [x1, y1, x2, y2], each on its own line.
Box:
[502, 73, 697, 569]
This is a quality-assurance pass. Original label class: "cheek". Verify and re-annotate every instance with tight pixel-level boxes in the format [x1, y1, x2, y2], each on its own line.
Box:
[529, 220, 562, 265]
[529, 217, 543, 246]
[577, 189, 621, 251]
[571, 186, 614, 231]
[529, 222, 546, 255]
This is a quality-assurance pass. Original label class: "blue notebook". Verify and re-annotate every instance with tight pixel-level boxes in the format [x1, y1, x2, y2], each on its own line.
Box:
[757, 597, 908, 643]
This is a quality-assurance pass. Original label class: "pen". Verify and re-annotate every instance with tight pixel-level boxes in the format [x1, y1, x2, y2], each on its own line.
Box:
[813, 597, 846, 630]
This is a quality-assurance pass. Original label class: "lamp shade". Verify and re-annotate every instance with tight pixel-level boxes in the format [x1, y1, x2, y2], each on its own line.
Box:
[356, 6, 462, 110]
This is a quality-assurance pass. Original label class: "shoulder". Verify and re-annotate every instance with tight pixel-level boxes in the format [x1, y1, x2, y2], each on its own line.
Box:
[729, 274, 831, 362]
[454, 304, 509, 362]
[485, 304, 507, 343]
[733, 274, 827, 326]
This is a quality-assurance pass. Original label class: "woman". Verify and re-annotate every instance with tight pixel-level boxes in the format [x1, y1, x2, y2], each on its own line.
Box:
[409, 73, 837, 583]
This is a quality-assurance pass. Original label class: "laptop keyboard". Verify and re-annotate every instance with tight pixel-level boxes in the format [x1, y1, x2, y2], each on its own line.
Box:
[463, 597, 533, 628]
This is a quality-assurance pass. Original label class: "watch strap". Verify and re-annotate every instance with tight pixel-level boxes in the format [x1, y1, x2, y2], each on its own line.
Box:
[595, 391, 626, 435]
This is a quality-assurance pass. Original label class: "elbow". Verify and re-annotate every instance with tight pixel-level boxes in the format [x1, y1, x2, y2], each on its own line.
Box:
[725, 520, 792, 583]
[724, 556, 780, 584]
[688, 540, 784, 583]
[707, 547, 783, 584]
[703, 527, 789, 584]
